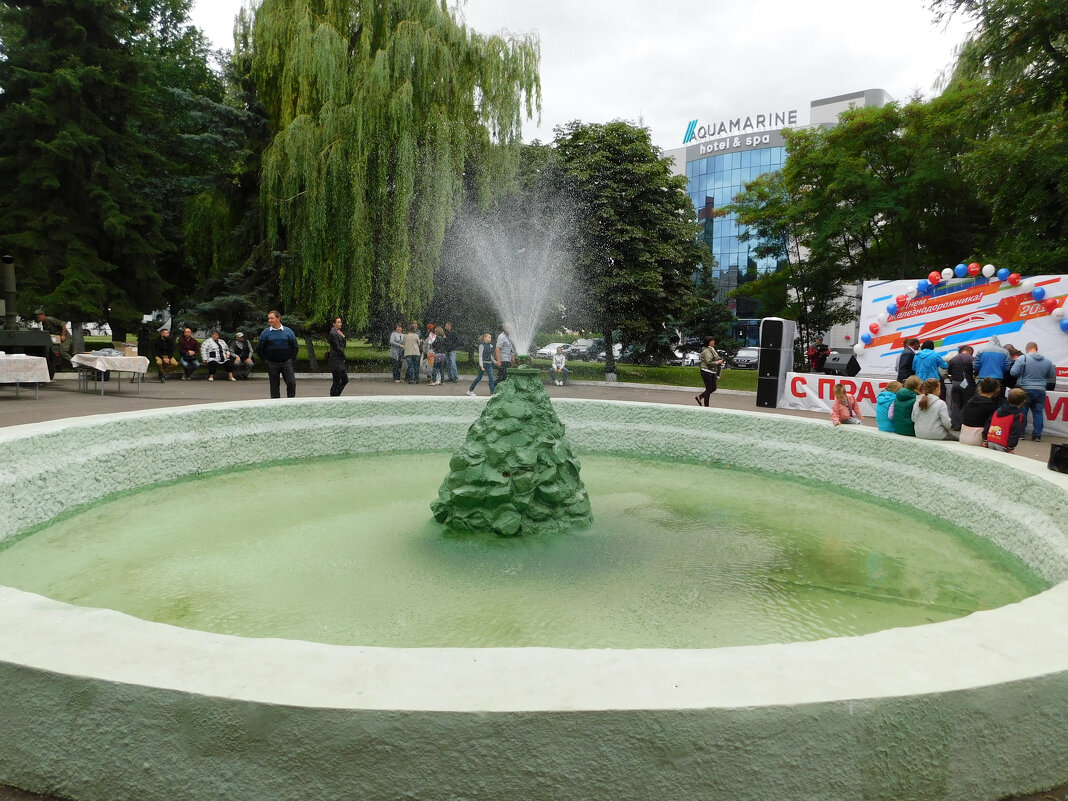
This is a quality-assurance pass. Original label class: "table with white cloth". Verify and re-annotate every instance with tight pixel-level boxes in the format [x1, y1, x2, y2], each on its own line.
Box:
[0, 353, 51, 399]
[71, 353, 150, 395]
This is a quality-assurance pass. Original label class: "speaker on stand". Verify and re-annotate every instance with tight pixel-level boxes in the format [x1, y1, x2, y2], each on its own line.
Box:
[755, 318, 796, 408]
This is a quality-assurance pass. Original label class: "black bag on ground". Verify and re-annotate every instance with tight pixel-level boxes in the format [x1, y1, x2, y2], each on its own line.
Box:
[1048, 443, 1068, 474]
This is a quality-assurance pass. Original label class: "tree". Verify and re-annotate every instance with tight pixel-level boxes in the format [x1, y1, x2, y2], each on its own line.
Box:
[250, 0, 541, 332]
[553, 120, 706, 375]
[0, 0, 228, 337]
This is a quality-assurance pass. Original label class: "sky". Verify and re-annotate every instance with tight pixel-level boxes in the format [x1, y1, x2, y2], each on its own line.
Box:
[188, 0, 975, 150]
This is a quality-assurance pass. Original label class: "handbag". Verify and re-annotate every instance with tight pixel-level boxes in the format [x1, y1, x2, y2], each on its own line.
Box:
[1048, 443, 1068, 474]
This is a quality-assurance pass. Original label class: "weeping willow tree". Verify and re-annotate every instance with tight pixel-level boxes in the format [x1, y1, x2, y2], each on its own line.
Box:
[251, 0, 540, 330]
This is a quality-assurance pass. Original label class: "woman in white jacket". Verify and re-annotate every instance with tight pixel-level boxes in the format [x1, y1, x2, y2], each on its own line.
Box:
[911, 378, 958, 440]
[200, 331, 235, 382]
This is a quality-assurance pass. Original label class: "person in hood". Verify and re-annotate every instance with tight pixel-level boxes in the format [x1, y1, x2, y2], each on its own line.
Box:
[875, 380, 902, 433]
[973, 335, 1010, 393]
[911, 340, 948, 381]
[893, 375, 922, 436]
[1009, 341, 1057, 442]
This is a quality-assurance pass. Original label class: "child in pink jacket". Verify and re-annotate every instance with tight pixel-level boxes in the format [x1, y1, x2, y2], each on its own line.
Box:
[830, 383, 864, 426]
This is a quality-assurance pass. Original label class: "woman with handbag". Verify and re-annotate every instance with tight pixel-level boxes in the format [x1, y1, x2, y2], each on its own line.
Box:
[695, 337, 724, 407]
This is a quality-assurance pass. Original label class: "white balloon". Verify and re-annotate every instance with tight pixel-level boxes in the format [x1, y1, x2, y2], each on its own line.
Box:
[982, 264, 996, 277]
[877, 312, 888, 324]
[1054, 306, 1066, 319]
[1019, 279, 1035, 293]
[941, 268, 954, 281]
[853, 343, 865, 356]
[906, 289, 917, 299]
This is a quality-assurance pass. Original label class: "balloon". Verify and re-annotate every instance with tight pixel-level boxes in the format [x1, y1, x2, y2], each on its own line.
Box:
[896, 293, 908, 306]
[968, 262, 982, 277]
[982, 264, 996, 277]
[1054, 306, 1066, 319]
[917, 280, 930, 294]
[861, 333, 873, 345]
[941, 268, 954, 281]
[954, 263, 968, 278]
[868, 322, 880, 335]
[1043, 298, 1057, 313]
[887, 303, 899, 317]
[928, 271, 941, 285]
[1008, 273, 1021, 286]
[1061, 318, 1068, 333]
[1033, 286, 1046, 301]
[853, 343, 865, 356]
[877, 312, 888, 324]
[1019, 278, 1035, 293]
[997, 268, 1010, 281]
[907, 288, 918, 299]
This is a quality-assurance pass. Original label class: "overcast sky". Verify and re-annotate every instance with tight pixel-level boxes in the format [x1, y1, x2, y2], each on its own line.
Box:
[189, 1, 974, 149]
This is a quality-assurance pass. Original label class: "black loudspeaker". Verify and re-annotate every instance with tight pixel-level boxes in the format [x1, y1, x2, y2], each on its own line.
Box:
[1049, 443, 1068, 474]
[758, 347, 782, 378]
[756, 376, 780, 408]
[760, 318, 786, 349]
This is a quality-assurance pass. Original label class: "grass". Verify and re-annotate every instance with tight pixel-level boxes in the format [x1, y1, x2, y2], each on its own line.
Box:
[96, 336, 759, 392]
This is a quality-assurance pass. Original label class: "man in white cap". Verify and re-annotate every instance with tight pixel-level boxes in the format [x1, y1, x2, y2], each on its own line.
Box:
[231, 331, 254, 380]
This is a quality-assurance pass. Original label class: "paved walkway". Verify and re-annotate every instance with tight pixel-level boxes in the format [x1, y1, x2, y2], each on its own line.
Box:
[0, 370, 1059, 463]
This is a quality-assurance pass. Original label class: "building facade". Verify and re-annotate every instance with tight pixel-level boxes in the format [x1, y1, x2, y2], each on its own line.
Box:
[663, 89, 891, 343]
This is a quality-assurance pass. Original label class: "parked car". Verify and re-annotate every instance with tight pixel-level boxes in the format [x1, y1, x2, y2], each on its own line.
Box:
[535, 342, 570, 359]
[593, 343, 623, 362]
[565, 339, 595, 358]
[731, 346, 759, 369]
[668, 349, 700, 367]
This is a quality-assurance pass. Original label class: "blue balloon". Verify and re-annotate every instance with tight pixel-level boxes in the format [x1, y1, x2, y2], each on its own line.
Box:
[1061, 319, 1068, 334]
[1033, 286, 1046, 301]
[954, 263, 968, 278]
[887, 303, 898, 316]
[917, 279, 930, 293]
[861, 333, 873, 345]
[997, 268, 1010, 281]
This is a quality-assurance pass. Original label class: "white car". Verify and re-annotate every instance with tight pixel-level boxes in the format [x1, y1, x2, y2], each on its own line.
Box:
[535, 343, 570, 359]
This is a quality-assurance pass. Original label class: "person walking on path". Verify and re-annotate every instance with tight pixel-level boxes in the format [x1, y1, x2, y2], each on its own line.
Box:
[402, 323, 422, 383]
[466, 332, 496, 396]
[695, 337, 724, 406]
[328, 316, 349, 397]
[389, 324, 405, 383]
[1009, 341, 1057, 442]
[257, 310, 298, 398]
[495, 324, 517, 382]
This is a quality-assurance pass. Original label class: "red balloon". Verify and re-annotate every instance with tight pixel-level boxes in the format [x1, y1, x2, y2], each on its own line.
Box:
[869, 322, 880, 335]
[1044, 299, 1058, 313]
[1008, 273, 1021, 286]
[928, 271, 941, 285]
[896, 294, 908, 306]
[968, 262, 982, 276]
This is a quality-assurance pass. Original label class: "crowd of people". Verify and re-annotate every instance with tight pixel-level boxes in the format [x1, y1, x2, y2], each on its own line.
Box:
[831, 337, 1057, 453]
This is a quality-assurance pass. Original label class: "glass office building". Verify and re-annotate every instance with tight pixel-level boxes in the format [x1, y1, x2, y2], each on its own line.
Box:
[664, 90, 891, 338]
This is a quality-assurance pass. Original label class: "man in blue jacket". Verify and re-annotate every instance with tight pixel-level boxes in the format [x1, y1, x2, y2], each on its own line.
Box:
[1010, 341, 1057, 441]
[257, 310, 299, 399]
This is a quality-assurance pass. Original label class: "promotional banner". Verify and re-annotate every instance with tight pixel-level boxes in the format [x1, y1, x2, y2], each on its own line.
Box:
[779, 372, 1068, 438]
[852, 272, 1068, 380]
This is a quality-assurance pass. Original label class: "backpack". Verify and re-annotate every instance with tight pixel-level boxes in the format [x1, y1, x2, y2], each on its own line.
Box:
[986, 409, 1016, 448]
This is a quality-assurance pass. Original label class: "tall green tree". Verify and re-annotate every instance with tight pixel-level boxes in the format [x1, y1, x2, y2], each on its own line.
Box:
[0, 0, 223, 333]
[553, 120, 706, 374]
[250, 0, 540, 332]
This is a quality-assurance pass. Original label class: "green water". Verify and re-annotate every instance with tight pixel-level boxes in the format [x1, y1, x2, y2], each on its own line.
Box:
[0, 454, 1046, 648]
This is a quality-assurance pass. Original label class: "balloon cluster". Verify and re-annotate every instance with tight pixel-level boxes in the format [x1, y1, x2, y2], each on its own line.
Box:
[855, 261, 1065, 356]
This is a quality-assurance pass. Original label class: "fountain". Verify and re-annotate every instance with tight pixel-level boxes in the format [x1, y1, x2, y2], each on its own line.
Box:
[0, 397, 1067, 801]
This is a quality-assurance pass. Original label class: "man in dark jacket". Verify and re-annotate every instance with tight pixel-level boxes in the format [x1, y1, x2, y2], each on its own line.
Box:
[257, 310, 299, 398]
[895, 338, 919, 382]
[945, 345, 975, 430]
[153, 327, 179, 382]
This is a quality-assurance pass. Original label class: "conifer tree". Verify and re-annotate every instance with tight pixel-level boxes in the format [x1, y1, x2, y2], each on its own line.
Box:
[251, 0, 540, 331]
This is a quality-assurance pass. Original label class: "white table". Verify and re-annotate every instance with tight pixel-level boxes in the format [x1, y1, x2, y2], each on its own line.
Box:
[71, 353, 150, 395]
[0, 353, 51, 399]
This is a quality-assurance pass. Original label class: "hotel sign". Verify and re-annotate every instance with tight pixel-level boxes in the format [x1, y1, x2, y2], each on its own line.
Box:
[682, 110, 798, 144]
[684, 129, 787, 162]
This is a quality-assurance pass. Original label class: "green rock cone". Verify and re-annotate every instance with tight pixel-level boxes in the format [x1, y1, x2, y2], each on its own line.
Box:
[431, 366, 593, 536]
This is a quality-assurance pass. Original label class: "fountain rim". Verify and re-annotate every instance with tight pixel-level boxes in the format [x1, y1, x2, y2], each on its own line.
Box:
[1, 396, 1066, 715]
